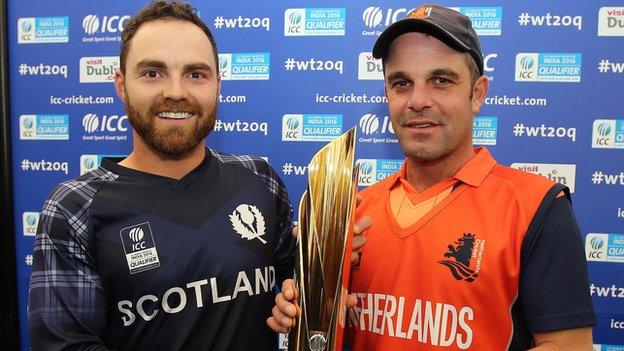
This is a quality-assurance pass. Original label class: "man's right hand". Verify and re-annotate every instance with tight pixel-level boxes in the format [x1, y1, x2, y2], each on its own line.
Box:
[267, 279, 299, 333]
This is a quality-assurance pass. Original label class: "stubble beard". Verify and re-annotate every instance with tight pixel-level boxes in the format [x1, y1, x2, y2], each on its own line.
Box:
[125, 95, 217, 158]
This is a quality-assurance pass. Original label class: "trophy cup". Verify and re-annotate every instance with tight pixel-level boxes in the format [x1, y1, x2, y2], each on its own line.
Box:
[288, 127, 359, 351]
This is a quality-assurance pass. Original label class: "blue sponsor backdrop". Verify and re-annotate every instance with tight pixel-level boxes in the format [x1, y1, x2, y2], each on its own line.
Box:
[7, 0, 624, 349]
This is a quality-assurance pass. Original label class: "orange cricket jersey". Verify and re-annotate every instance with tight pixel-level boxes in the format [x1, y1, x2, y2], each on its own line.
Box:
[348, 148, 559, 350]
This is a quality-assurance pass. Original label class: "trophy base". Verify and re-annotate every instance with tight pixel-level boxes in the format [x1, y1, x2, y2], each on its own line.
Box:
[308, 331, 327, 351]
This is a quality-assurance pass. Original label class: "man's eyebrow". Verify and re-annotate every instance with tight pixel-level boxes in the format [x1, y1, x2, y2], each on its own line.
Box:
[385, 71, 409, 81]
[133, 60, 213, 74]
[134, 59, 167, 71]
[429, 68, 460, 80]
[184, 62, 213, 72]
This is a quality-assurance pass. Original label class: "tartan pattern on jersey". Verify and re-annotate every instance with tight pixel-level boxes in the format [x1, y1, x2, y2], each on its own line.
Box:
[29, 168, 117, 323]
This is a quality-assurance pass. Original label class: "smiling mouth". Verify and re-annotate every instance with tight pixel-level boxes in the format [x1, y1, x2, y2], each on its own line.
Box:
[404, 120, 440, 129]
[158, 111, 194, 120]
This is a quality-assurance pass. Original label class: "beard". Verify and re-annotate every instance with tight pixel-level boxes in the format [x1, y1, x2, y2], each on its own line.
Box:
[125, 95, 216, 158]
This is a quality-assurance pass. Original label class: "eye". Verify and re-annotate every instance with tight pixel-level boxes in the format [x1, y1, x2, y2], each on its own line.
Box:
[391, 79, 411, 89]
[189, 71, 206, 79]
[433, 77, 453, 85]
[144, 70, 160, 79]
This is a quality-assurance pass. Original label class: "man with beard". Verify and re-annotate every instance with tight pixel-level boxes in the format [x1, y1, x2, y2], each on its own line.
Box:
[28, 1, 295, 350]
[268, 4, 595, 350]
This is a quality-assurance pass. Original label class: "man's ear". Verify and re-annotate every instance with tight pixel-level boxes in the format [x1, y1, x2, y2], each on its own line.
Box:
[471, 75, 489, 115]
[217, 74, 221, 97]
[114, 69, 126, 103]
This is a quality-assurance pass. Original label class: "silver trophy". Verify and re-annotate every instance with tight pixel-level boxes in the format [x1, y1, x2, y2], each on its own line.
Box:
[289, 128, 358, 351]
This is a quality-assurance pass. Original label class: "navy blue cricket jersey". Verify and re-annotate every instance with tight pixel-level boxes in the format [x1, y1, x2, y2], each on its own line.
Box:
[28, 148, 295, 351]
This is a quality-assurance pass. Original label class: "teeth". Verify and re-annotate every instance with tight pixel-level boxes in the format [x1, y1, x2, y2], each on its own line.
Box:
[158, 112, 192, 119]
[416, 124, 431, 128]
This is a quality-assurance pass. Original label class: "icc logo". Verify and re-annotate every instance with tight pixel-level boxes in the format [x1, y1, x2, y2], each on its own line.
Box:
[595, 122, 612, 146]
[359, 114, 380, 134]
[129, 227, 146, 251]
[82, 113, 128, 133]
[23, 212, 39, 236]
[517, 55, 536, 79]
[80, 155, 99, 175]
[19, 19, 34, 42]
[362, 7, 415, 28]
[83, 157, 96, 170]
[285, 10, 303, 34]
[218, 56, 229, 79]
[357, 160, 375, 185]
[282, 115, 301, 140]
[359, 114, 394, 135]
[588, 236, 604, 259]
[83, 14, 130, 35]
[20, 115, 35, 139]
[363, 7, 383, 28]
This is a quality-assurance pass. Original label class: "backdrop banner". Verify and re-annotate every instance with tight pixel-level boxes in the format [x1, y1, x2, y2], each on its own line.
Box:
[7, 1, 624, 349]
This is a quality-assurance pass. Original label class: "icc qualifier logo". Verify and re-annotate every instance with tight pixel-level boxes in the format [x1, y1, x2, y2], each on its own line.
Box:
[592, 119, 621, 148]
[358, 160, 375, 185]
[218, 54, 230, 79]
[515, 54, 537, 81]
[22, 212, 40, 236]
[119, 222, 160, 274]
[80, 155, 98, 175]
[20, 115, 36, 139]
[595, 121, 612, 146]
[587, 235, 605, 260]
[284, 9, 304, 35]
[585, 233, 610, 262]
[282, 115, 302, 141]
[18, 18, 35, 43]
[356, 159, 379, 186]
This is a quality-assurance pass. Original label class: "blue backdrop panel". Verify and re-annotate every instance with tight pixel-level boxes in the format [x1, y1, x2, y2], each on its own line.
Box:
[8, 1, 624, 349]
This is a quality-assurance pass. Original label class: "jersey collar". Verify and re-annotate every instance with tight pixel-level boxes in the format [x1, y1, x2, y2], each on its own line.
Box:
[389, 147, 498, 190]
[101, 147, 212, 185]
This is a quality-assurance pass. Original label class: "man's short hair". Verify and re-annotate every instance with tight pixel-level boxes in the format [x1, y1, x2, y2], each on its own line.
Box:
[119, 0, 218, 75]
[463, 52, 480, 88]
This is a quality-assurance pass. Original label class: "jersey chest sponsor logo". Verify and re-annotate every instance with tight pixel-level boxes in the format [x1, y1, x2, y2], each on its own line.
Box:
[438, 233, 486, 282]
[229, 204, 267, 244]
[119, 222, 161, 274]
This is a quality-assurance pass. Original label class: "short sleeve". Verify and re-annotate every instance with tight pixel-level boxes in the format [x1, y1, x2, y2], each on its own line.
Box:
[519, 194, 596, 332]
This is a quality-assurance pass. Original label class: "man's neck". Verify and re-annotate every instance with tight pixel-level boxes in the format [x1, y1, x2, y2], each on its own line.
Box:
[405, 148, 475, 192]
[120, 140, 206, 180]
